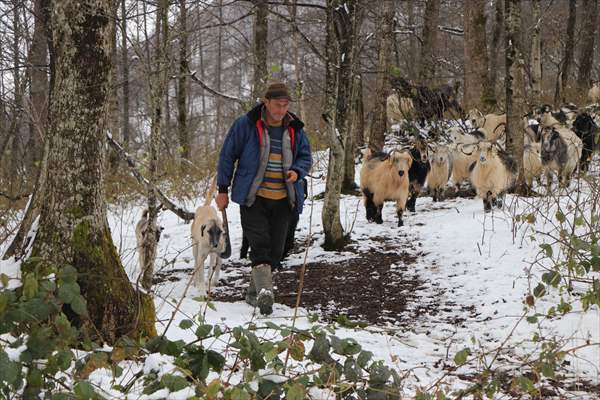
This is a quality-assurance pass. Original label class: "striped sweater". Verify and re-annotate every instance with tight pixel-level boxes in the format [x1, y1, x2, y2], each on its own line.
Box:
[256, 125, 288, 200]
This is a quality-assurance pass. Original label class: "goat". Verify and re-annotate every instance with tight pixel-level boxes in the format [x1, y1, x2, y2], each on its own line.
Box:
[360, 149, 412, 227]
[572, 113, 600, 172]
[470, 112, 507, 142]
[406, 139, 432, 212]
[588, 83, 600, 103]
[386, 93, 415, 125]
[450, 142, 480, 187]
[426, 145, 453, 202]
[469, 141, 517, 212]
[523, 142, 544, 187]
[135, 207, 164, 272]
[540, 126, 583, 188]
[191, 178, 227, 296]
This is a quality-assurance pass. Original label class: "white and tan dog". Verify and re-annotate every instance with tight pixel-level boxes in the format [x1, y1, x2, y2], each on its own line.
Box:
[191, 178, 226, 296]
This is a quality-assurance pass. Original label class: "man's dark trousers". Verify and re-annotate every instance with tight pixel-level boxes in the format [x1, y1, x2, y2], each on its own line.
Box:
[240, 197, 292, 270]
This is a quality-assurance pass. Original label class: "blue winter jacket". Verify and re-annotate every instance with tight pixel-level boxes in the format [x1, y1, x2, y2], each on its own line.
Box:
[217, 103, 312, 214]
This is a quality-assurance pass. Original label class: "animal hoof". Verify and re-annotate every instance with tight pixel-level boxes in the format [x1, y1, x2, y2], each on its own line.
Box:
[397, 220, 404, 227]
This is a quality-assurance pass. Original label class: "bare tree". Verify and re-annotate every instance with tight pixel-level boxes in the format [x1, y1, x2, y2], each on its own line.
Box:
[26, 0, 49, 174]
[251, 0, 269, 102]
[530, 0, 542, 104]
[577, 0, 598, 92]
[24, 0, 156, 342]
[558, 0, 576, 104]
[419, 0, 440, 86]
[464, 0, 492, 111]
[322, 0, 360, 250]
[488, 0, 504, 107]
[505, 0, 526, 192]
[140, 0, 170, 291]
[120, 0, 130, 150]
[368, 0, 394, 153]
[177, 0, 190, 161]
[407, 0, 418, 81]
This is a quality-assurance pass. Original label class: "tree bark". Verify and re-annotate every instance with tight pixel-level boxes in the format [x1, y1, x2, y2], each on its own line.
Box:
[464, 0, 492, 111]
[177, 0, 190, 161]
[216, 0, 224, 145]
[121, 0, 130, 150]
[558, 0, 576, 104]
[322, 0, 359, 250]
[505, 0, 527, 192]
[488, 0, 504, 107]
[342, 73, 364, 192]
[577, 0, 598, 92]
[25, 0, 49, 176]
[25, 0, 156, 343]
[419, 0, 440, 86]
[251, 0, 269, 102]
[368, 0, 394, 153]
[530, 0, 542, 104]
[407, 0, 417, 82]
[140, 0, 169, 291]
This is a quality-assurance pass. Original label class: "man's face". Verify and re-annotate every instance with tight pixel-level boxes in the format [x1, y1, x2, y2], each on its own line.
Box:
[264, 98, 290, 122]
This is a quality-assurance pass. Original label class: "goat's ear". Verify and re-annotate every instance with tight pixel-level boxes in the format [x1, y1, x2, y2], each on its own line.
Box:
[201, 225, 206, 236]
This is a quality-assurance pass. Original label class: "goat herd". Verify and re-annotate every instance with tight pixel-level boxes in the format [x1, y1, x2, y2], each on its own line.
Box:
[361, 99, 600, 227]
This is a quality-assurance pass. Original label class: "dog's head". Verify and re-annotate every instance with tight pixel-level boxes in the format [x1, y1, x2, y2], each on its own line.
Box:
[201, 220, 225, 252]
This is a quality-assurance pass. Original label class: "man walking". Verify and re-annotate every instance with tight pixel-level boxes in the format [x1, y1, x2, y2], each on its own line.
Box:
[216, 82, 312, 315]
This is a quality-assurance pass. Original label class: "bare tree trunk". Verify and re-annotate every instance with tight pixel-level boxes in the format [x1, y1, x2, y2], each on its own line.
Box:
[419, 0, 440, 86]
[216, 0, 224, 146]
[342, 73, 363, 192]
[324, 0, 336, 118]
[505, 0, 527, 192]
[26, 0, 156, 343]
[289, 0, 306, 121]
[177, 0, 189, 161]
[323, 0, 359, 250]
[121, 0, 130, 150]
[577, 0, 598, 92]
[464, 0, 492, 111]
[368, 0, 394, 153]
[530, 0, 542, 104]
[558, 0, 576, 105]
[251, 0, 269, 102]
[26, 0, 49, 176]
[108, 0, 120, 169]
[407, 0, 417, 82]
[488, 0, 504, 106]
[10, 3, 23, 190]
[141, 0, 169, 291]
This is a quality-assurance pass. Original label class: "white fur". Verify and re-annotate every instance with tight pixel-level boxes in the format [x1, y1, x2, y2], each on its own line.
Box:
[387, 93, 415, 124]
[588, 83, 600, 103]
[191, 206, 226, 296]
[426, 145, 453, 199]
[470, 142, 516, 206]
[450, 142, 479, 186]
[541, 127, 583, 186]
[523, 142, 544, 187]
[472, 113, 506, 142]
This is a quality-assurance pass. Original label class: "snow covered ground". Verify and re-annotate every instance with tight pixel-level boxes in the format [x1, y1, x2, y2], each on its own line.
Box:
[1, 149, 599, 398]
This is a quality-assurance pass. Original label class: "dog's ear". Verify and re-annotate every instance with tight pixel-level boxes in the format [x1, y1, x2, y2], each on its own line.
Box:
[201, 225, 206, 236]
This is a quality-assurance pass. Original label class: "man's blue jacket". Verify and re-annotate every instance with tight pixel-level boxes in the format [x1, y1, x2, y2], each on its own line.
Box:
[217, 103, 312, 213]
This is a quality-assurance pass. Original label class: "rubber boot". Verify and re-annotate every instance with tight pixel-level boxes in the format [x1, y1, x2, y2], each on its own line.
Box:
[252, 263, 274, 315]
[245, 276, 257, 307]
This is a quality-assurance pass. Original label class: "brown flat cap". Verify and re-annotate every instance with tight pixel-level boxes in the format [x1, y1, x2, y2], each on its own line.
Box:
[264, 82, 292, 101]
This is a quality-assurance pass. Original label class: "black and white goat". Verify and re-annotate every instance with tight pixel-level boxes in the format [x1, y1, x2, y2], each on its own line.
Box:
[572, 113, 600, 172]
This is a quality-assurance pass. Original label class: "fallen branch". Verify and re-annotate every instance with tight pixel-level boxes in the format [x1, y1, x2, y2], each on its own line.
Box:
[106, 132, 195, 222]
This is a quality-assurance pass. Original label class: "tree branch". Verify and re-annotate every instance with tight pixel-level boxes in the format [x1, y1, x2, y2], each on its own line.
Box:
[188, 69, 247, 105]
[106, 132, 195, 222]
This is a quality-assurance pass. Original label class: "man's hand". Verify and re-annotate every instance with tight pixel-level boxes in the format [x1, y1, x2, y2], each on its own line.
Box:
[286, 170, 298, 183]
[216, 193, 229, 210]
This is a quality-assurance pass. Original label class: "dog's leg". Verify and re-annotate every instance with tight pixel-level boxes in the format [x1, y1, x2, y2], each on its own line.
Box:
[210, 253, 221, 288]
[194, 246, 208, 296]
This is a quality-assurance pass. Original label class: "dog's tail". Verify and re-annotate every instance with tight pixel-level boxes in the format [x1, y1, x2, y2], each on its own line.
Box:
[203, 174, 217, 207]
